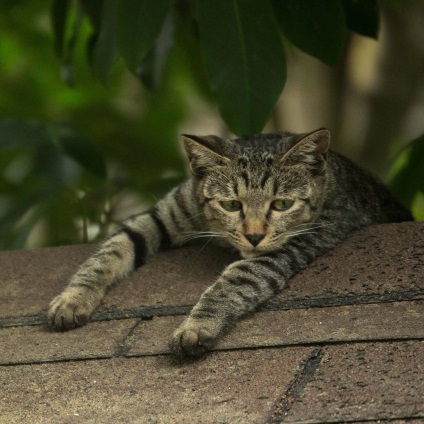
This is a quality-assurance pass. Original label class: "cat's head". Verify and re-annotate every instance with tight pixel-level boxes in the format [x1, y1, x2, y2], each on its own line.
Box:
[182, 129, 330, 257]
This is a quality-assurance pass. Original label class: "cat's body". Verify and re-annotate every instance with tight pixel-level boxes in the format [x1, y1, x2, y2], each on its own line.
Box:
[48, 129, 413, 355]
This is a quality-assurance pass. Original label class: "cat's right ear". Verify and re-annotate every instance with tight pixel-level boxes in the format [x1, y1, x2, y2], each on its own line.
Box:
[182, 135, 230, 176]
[279, 129, 330, 173]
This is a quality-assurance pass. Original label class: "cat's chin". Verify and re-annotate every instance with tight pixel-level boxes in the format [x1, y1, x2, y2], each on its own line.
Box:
[238, 248, 273, 259]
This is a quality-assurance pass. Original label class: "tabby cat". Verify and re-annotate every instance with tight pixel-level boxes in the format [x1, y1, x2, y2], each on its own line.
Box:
[48, 129, 413, 356]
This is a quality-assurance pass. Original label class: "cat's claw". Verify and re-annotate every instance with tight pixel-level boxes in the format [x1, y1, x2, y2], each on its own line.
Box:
[47, 290, 97, 331]
[170, 321, 220, 357]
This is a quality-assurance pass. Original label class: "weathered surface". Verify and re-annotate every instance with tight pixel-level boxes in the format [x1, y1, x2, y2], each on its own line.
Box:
[284, 341, 424, 423]
[0, 319, 138, 364]
[0, 222, 423, 423]
[1, 349, 310, 424]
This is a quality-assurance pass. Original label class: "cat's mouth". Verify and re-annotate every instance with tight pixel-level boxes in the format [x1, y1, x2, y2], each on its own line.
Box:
[238, 245, 277, 258]
[232, 231, 293, 257]
[236, 238, 281, 257]
[221, 229, 287, 256]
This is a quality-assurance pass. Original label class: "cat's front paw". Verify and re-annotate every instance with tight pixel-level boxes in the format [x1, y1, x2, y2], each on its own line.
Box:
[47, 289, 99, 331]
[170, 319, 221, 357]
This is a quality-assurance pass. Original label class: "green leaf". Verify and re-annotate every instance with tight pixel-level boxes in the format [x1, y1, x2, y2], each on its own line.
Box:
[198, 0, 286, 135]
[42, 189, 82, 246]
[411, 192, 424, 221]
[50, 0, 71, 58]
[81, 0, 104, 32]
[388, 134, 424, 213]
[138, 8, 175, 90]
[0, 120, 106, 179]
[0, 119, 49, 149]
[342, 0, 380, 39]
[89, 0, 119, 85]
[273, 0, 345, 66]
[116, 0, 171, 74]
[384, 0, 403, 11]
[59, 4, 86, 86]
[3, 207, 41, 250]
[0, 192, 40, 243]
[49, 125, 107, 179]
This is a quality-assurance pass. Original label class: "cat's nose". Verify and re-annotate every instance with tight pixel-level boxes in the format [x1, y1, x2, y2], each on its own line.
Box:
[245, 233, 265, 247]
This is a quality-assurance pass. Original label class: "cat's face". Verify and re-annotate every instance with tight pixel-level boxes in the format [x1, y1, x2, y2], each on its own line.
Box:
[201, 156, 326, 257]
[183, 129, 330, 257]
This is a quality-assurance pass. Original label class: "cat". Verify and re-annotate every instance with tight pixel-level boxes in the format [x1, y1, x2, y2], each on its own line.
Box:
[47, 128, 413, 356]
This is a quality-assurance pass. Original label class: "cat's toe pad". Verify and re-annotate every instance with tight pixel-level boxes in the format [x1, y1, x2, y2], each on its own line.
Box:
[47, 290, 96, 331]
[170, 321, 219, 356]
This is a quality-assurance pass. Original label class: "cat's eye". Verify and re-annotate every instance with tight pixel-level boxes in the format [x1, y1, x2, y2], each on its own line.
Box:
[220, 200, 242, 212]
[270, 199, 294, 211]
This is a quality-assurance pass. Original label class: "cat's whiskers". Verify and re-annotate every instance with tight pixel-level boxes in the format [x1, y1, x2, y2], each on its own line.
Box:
[283, 223, 332, 238]
[266, 227, 323, 248]
[179, 212, 205, 225]
[286, 226, 323, 237]
[199, 235, 217, 252]
[286, 230, 320, 238]
[180, 230, 226, 243]
[294, 222, 332, 230]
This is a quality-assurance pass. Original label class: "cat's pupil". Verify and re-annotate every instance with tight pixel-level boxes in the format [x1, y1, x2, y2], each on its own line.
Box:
[220, 200, 242, 212]
[271, 199, 293, 211]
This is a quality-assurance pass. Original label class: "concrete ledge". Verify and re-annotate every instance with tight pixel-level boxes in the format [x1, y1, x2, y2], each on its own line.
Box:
[1, 222, 423, 422]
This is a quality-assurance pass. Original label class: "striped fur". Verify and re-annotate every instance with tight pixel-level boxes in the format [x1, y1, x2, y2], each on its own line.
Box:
[48, 129, 413, 356]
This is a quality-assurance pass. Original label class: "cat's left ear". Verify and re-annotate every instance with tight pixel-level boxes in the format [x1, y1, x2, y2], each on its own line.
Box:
[280, 128, 330, 172]
[182, 134, 231, 176]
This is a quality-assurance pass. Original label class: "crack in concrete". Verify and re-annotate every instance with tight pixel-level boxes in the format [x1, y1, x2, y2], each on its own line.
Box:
[269, 347, 323, 423]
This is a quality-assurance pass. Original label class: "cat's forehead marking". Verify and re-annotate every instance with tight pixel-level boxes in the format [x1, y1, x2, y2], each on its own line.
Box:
[231, 132, 299, 157]
[233, 166, 275, 198]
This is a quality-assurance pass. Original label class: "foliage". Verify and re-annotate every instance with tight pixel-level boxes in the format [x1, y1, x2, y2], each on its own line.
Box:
[388, 134, 424, 221]
[53, 0, 380, 135]
[0, 120, 106, 247]
[0, 0, 421, 250]
[0, 0, 194, 248]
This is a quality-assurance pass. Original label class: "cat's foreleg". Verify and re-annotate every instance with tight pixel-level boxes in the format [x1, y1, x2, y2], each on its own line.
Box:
[170, 252, 296, 356]
[48, 181, 200, 330]
[170, 232, 338, 356]
[47, 214, 164, 330]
